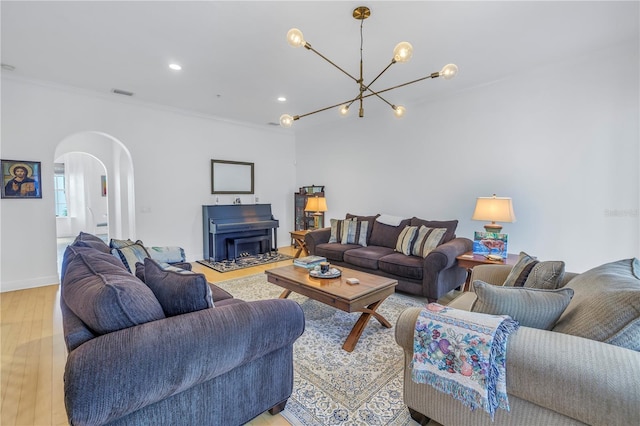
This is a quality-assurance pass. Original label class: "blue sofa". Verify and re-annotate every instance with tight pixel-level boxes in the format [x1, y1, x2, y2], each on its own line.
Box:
[60, 232, 305, 426]
[305, 214, 472, 301]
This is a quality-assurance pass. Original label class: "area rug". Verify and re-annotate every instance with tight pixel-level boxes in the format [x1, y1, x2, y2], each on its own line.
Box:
[196, 252, 293, 272]
[215, 273, 429, 425]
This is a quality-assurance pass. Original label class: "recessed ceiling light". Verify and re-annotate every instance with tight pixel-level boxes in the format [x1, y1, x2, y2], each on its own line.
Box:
[277, 96, 287, 102]
[169, 63, 182, 71]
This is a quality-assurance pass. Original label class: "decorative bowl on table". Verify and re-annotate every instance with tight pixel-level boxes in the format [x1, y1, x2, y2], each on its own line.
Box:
[309, 268, 342, 279]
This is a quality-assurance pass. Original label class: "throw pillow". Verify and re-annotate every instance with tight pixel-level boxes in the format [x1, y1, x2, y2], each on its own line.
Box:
[109, 238, 144, 249]
[410, 218, 458, 244]
[72, 231, 111, 253]
[62, 250, 165, 335]
[524, 261, 566, 289]
[503, 252, 538, 287]
[471, 280, 574, 330]
[143, 258, 214, 317]
[345, 213, 378, 243]
[146, 246, 186, 263]
[111, 243, 150, 273]
[395, 225, 418, 255]
[411, 226, 447, 258]
[328, 218, 354, 243]
[553, 258, 640, 350]
[341, 220, 369, 246]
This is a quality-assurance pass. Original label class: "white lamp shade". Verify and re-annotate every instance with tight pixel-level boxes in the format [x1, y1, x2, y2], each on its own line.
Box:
[304, 196, 327, 213]
[472, 196, 516, 223]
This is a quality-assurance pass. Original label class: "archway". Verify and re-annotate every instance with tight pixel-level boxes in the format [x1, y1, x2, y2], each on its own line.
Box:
[53, 131, 135, 247]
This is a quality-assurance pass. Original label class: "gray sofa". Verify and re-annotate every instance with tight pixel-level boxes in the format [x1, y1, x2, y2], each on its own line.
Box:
[395, 258, 640, 426]
[60, 232, 305, 426]
[304, 214, 472, 301]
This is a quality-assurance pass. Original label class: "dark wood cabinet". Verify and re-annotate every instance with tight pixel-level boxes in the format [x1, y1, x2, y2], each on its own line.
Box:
[294, 185, 325, 231]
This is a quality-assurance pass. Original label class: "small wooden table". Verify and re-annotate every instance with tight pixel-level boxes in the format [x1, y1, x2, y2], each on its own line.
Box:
[265, 265, 397, 352]
[456, 252, 520, 291]
[289, 230, 310, 258]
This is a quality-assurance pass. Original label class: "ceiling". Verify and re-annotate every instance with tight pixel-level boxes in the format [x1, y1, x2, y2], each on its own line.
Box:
[1, 1, 638, 130]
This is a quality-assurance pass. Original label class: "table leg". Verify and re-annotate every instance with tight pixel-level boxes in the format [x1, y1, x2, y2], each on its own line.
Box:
[342, 298, 391, 352]
[279, 289, 292, 299]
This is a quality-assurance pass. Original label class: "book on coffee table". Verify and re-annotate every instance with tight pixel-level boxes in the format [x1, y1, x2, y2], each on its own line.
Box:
[293, 255, 327, 268]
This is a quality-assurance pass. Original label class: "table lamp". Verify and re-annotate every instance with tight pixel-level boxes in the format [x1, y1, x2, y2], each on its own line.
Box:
[304, 196, 328, 229]
[471, 194, 516, 233]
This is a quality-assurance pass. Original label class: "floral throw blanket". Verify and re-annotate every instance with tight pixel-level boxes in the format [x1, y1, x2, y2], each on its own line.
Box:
[411, 303, 519, 419]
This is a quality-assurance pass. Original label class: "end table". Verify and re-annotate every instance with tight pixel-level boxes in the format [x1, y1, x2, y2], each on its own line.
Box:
[289, 230, 310, 258]
[456, 252, 519, 291]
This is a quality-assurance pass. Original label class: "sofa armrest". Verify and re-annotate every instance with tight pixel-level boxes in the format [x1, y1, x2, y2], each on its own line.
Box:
[396, 307, 640, 426]
[64, 299, 305, 426]
[424, 237, 473, 271]
[469, 264, 513, 288]
[304, 227, 331, 255]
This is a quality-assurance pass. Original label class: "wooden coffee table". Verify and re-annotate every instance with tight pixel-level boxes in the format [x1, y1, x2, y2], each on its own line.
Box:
[265, 265, 397, 352]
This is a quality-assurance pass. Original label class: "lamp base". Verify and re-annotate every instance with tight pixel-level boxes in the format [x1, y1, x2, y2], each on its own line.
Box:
[483, 224, 503, 233]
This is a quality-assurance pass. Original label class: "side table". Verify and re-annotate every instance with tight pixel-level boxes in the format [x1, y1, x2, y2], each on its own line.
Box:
[456, 252, 520, 291]
[289, 230, 310, 258]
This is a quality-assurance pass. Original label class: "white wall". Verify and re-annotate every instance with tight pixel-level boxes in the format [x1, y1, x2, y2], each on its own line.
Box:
[1, 78, 296, 292]
[295, 42, 640, 273]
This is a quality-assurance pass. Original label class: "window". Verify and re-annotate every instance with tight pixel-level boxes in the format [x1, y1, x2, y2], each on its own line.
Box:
[54, 163, 68, 217]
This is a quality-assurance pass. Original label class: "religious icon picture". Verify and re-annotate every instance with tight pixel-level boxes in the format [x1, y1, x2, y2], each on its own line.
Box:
[1, 159, 42, 199]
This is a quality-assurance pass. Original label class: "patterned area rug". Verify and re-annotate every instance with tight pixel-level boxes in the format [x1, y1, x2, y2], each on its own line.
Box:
[196, 252, 293, 272]
[215, 273, 429, 425]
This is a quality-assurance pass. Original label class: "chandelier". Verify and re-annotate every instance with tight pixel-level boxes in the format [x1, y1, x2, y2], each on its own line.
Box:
[279, 6, 458, 128]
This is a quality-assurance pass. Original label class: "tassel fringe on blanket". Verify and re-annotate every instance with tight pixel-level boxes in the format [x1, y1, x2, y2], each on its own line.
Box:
[410, 303, 519, 420]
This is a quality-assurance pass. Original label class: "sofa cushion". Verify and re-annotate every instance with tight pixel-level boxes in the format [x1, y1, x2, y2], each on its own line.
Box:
[369, 218, 411, 248]
[379, 253, 424, 280]
[328, 218, 354, 243]
[471, 280, 574, 330]
[314, 243, 360, 262]
[411, 226, 447, 258]
[409, 218, 458, 243]
[72, 232, 111, 253]
[552, 258, 640, 350]
[61, 244, 127, 283]
[62, 250, 165, 335]
[135, 261, 194, 282]
[343, 246, 394, 270]
[143, 258, 214, 316]
[111, 243, 150, 273]
[395, 225, 418, 255]
[341, 220, 369, 246]
[345, 213, 378, 242]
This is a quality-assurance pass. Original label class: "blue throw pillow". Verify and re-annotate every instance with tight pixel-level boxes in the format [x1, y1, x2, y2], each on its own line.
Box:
[143, 258, 214, 317]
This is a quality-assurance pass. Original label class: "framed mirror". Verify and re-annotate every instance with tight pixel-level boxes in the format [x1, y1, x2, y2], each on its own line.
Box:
[211, 159, 254, 194]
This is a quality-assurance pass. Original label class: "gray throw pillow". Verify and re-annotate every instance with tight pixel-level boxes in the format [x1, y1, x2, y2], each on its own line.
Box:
[143, 258, 214, 317]
[111, 243, 150, 273]
[503, 251, 538, 287]
[471, 280, 574, 330]
[553, 258, 640, 350]
[503, 252, 566, 289]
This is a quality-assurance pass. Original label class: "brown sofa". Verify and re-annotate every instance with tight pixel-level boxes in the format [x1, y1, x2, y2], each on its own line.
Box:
[304, 214, 472, 301]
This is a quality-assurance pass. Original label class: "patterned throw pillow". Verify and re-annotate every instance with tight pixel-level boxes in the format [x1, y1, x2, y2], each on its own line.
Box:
[328, 218, 354, 243]
[143, 258, 214, 317]
[341, 220, 368, 246]
[109, 238, 144, 249]
[503, 252, 539, 287]
[111, 243, 150, 273]
[503, 252, 566, 289]
[471, 280, 574, 330]
[411, 226, 447, 258]
[395, 226, 418, 255]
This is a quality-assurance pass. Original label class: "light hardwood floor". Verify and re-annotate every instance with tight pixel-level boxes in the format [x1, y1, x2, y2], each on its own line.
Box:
[2, 244, 455, 425]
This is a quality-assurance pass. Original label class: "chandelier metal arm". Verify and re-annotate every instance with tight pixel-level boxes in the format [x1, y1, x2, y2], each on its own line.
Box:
[305, 43, 360, 84]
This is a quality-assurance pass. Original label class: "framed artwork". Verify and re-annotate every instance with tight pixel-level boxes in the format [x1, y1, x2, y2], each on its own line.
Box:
[211, 159, 254, 194]
[101, 175, 107, 196]
[472, 231, 509, 258]
[1, 159, 42, 199]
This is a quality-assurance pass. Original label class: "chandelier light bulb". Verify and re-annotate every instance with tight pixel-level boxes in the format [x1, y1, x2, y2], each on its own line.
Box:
[286, 28, 306, 48]
[393, 42, 413, 63]
[280, 114, 294, 128]
[393, 105, 406, 118]
[339, 105, 350, 116]
[440, 63, 459, 80]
